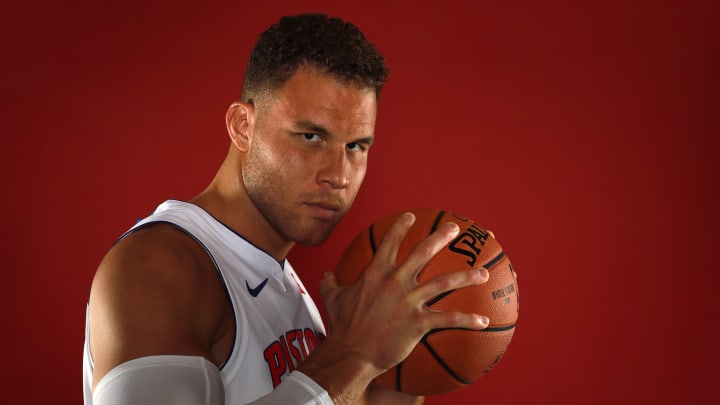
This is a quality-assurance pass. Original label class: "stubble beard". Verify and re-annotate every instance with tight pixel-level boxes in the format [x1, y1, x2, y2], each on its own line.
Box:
[247, 185, 347, 246]
[242, 163, 351, 247]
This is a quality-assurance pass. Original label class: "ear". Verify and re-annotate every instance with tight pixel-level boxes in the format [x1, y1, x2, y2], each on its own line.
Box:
[226, 101, 255, 152]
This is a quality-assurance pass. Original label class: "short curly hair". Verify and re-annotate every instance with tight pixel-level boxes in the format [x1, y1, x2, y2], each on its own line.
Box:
[241, 14, 389, 103]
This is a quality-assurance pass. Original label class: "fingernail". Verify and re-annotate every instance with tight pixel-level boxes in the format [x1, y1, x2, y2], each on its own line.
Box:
[478, 267, 489, 278]
[479, 316, 489, 327]
[447, 222, 459, 232]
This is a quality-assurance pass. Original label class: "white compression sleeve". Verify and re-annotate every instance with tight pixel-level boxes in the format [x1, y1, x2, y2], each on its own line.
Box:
[92, 355, 333, 405]
[251, 370, 333, 405]
[92, 355, 224, 405]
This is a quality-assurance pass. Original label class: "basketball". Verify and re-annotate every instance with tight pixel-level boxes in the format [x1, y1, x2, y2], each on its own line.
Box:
[335, 208, 519, 396]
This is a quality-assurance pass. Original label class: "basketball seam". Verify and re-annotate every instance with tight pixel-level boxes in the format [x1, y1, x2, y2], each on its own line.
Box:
[429, 210, 445, 234]
[426, 251, 507, 308]
[427, 325, 517, 334]
[483, 251, 506, 270]
[396, 361, 403, 392]
[420, 335, 471, 385]
[482, 324, 516, 332]
[426, 289, 455, 307]
[413, 325, 516, 390]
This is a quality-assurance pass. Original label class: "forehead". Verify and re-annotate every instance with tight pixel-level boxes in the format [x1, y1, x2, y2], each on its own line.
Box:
[260, 68, 378, 138]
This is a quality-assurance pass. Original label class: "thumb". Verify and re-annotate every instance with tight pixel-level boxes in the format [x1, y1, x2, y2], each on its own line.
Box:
[319, 271, 338, 299]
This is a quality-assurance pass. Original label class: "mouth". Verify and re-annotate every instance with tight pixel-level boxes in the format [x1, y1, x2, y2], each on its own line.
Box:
[305, 201, 342, 220]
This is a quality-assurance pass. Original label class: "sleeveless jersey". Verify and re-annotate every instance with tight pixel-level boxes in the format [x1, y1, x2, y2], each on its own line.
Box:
[83, 200, 327, 404]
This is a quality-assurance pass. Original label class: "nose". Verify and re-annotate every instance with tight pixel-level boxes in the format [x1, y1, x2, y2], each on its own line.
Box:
[317, 147, 349, 189]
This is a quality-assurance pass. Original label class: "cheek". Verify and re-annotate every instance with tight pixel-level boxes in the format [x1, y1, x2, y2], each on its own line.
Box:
[350, 160, 368, 190]
[252, 138, 299, 175]
[244, 140, 287, 190]
[280, 152, 316, 183]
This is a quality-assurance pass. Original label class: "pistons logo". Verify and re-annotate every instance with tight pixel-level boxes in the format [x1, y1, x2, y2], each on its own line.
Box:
[263, 328, 324, 387]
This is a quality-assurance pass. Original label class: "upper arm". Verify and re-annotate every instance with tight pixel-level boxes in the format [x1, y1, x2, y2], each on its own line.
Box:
[87, 224, 228, 389]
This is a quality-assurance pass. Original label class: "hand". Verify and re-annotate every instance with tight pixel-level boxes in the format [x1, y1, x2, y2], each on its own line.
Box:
[319, 212, 490, 375]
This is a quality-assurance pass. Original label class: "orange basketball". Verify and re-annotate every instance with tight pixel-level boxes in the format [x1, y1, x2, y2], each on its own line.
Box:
[335, 208, 519, 396]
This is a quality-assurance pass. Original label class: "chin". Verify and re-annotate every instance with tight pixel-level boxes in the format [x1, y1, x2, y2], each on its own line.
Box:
[295, 232, 333, 246]
[292, 224, 336, 246]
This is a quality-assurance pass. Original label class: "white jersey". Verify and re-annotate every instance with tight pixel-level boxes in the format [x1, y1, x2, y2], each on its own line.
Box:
[83, 200, 327, 404]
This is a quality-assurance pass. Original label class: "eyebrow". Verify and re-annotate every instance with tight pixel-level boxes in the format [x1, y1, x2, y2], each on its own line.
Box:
[294, 119, 375, 146]
[295, 120, 330, 136]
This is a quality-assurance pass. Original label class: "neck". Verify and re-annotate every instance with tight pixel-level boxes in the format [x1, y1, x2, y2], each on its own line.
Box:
[191, 149, 294, 262]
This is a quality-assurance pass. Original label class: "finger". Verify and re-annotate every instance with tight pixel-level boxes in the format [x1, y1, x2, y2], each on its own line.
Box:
[411, 267, 489, 304]
[396, 221, 460, 280]
[425, 310, 489, 331]
[487, 229, 495, 239]
[372, 212, 416, 271]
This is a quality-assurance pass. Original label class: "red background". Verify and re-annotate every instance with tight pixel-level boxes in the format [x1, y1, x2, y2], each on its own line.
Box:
[2, 1, 718, 403]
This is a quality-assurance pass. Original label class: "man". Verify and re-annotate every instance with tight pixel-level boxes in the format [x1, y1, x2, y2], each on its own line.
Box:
[83, 14, 490, 404]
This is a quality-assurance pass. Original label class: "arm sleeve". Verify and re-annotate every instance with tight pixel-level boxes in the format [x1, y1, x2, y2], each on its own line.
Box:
[92, 355, 332, 405]
[92, 355, 224, 405]
[251, 370, 333, 405]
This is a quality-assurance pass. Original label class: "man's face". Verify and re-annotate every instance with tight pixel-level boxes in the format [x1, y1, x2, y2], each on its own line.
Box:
[243, 67, 378, 246]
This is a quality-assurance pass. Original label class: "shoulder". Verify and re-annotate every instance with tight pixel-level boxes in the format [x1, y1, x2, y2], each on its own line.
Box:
[93, 223, 216, 309]
[102, 222, 210, 280]
[88, 222, 232, 386]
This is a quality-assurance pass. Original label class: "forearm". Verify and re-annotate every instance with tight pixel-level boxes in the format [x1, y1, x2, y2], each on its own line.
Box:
[297, 336, 380, 404]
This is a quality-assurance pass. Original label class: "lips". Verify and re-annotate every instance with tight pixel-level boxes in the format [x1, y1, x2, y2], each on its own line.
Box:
[305, 200, 342, 220]
[309, 201, 341, 211]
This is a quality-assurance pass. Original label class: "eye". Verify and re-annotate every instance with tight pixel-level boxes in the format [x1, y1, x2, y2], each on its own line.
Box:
[301, 133, 321, 142]
[346, 141, 369, 153]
